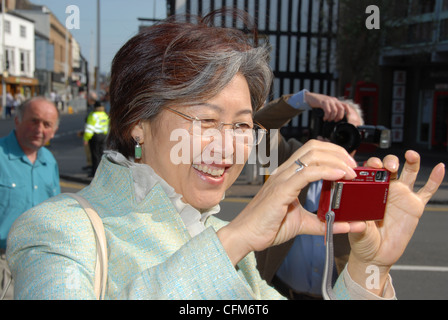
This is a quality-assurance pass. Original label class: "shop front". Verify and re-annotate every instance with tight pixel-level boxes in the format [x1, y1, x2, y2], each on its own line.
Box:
[1, 75, 40, 99]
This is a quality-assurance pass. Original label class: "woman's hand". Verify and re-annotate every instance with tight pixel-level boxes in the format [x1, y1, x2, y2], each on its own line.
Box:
[218, 139, 365, 266]
[347, 151, 445, 295]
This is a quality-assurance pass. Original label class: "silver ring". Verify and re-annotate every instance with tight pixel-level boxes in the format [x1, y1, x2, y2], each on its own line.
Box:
[295, 159, 308, 173]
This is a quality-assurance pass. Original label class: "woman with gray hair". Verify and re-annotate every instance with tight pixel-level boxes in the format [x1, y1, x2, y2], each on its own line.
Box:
[6, 11, 445, 300]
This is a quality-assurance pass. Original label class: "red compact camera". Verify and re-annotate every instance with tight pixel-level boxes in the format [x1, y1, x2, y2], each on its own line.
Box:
[317, 167, 390, 222]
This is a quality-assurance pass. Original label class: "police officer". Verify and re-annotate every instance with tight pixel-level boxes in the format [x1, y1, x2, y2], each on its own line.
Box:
[83, 101, 109, 177]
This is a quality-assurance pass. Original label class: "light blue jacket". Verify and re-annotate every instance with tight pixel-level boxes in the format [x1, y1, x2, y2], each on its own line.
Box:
[7, 153, 360, 300]
[7, 155, 286, 300]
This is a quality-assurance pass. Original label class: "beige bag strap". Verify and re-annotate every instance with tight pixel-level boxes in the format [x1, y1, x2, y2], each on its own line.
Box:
[67, 193, 108, 300]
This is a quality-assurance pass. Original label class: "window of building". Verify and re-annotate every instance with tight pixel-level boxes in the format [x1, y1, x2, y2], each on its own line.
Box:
[4, 47, 15, 74]
[19, 50, 30, 74]
[4, 20, 10, 33]
[20, 25, 26, 38]
[20, 51, 25, 72]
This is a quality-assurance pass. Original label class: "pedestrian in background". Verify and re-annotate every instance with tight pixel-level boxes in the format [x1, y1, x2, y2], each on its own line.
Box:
[5, 93, 14, 118]
[0, 97, 60, 299]
[79, 91, 99, 173]
[83, 100, 109, 177]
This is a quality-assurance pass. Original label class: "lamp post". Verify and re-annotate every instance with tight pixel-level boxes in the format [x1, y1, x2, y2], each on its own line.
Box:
[96, 0, 100, 94]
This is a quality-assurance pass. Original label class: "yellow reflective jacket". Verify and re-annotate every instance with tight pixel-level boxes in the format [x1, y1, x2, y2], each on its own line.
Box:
[83, 110, 109, 142]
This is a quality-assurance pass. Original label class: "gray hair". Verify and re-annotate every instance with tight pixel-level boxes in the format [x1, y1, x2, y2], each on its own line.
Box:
[107, 15, 273, 158]
[130, 45, 272, 118]
[16, 97, 60, 126]
[340, 99, 365, 125]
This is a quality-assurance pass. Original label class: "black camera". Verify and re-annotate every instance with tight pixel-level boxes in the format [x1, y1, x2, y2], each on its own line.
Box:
[310, 109, 391, 153]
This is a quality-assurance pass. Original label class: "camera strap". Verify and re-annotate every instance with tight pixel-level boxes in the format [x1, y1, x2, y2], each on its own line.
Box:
[322, 210, 337, 300]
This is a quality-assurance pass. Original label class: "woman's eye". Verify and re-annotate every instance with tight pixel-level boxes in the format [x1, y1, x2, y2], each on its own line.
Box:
[200, 119, 218, 127]
[235, 123, 252, 130]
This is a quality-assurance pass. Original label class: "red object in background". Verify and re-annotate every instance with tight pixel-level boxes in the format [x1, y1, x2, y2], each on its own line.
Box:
[345, 81, 380, 153]
[345, 81, 379, 125]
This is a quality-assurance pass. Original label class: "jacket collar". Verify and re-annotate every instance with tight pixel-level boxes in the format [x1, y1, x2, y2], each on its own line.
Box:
[84, 151, 220, 238]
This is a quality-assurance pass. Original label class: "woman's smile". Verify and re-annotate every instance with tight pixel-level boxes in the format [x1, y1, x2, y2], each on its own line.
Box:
[192, 163, 226, 178]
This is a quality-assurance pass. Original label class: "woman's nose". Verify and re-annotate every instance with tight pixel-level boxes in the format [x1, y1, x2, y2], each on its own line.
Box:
[201, 129, 236, 164]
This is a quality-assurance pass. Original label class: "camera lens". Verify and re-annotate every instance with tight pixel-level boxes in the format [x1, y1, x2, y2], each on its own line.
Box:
[331, 123, 361, 153]
[375, 171, 386, 182]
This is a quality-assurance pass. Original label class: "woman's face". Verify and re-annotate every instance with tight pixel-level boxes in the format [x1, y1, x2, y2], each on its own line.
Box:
[136, 73, 254, 210]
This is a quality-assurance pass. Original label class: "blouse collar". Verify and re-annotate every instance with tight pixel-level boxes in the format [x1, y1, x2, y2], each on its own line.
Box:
[105, 151, 221, 237]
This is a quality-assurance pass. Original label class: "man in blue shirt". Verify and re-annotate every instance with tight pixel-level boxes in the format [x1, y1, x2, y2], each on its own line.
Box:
[0, 97, 60, 299]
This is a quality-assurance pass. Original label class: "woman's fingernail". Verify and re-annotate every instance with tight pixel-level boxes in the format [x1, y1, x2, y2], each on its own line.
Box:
[348, 155, 357, 167]
[334, 169, 347, 177]
[386, 160, 397, 171]
[347, 167, 357, 178]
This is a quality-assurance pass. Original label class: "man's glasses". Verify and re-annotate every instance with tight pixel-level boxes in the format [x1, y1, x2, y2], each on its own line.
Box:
[165, 107, 267, 146]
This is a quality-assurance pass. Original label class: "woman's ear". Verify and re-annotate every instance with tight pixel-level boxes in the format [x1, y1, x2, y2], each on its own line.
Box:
[130, 122, 144, 143]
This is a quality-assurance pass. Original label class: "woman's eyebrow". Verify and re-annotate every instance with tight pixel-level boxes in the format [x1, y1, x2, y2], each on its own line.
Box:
[194, 102, 253, 117]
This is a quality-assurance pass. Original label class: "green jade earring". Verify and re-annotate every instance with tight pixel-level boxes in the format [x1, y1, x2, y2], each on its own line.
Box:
[135, 137, 142, 160]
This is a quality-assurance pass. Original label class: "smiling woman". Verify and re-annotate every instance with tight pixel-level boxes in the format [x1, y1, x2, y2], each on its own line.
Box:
[130, 74, 255, 210]
[6, 9, 445, 300]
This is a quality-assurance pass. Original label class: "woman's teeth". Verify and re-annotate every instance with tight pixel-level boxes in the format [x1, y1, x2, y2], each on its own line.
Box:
[192, 164, 225, 177]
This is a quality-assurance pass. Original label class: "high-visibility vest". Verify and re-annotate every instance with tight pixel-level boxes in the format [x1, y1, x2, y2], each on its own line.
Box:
[83, 110, 109, 142]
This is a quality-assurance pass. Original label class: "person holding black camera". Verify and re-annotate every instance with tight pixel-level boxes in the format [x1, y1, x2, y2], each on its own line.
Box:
[255, 90, 368, 299]
[254, 90, 352, 165]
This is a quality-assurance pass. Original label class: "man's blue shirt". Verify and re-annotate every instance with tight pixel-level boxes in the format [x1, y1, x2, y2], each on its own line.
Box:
[0, 131, 60, 249]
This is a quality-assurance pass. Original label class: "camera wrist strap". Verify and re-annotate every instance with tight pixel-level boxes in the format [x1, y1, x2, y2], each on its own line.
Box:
[322, 210, 337, 300]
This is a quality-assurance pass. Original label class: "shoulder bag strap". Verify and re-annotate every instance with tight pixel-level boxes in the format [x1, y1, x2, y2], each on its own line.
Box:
[66, 193, 108, 300]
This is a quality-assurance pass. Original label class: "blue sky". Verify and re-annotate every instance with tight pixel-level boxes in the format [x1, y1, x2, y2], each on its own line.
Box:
[32, 0, 167, 74]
